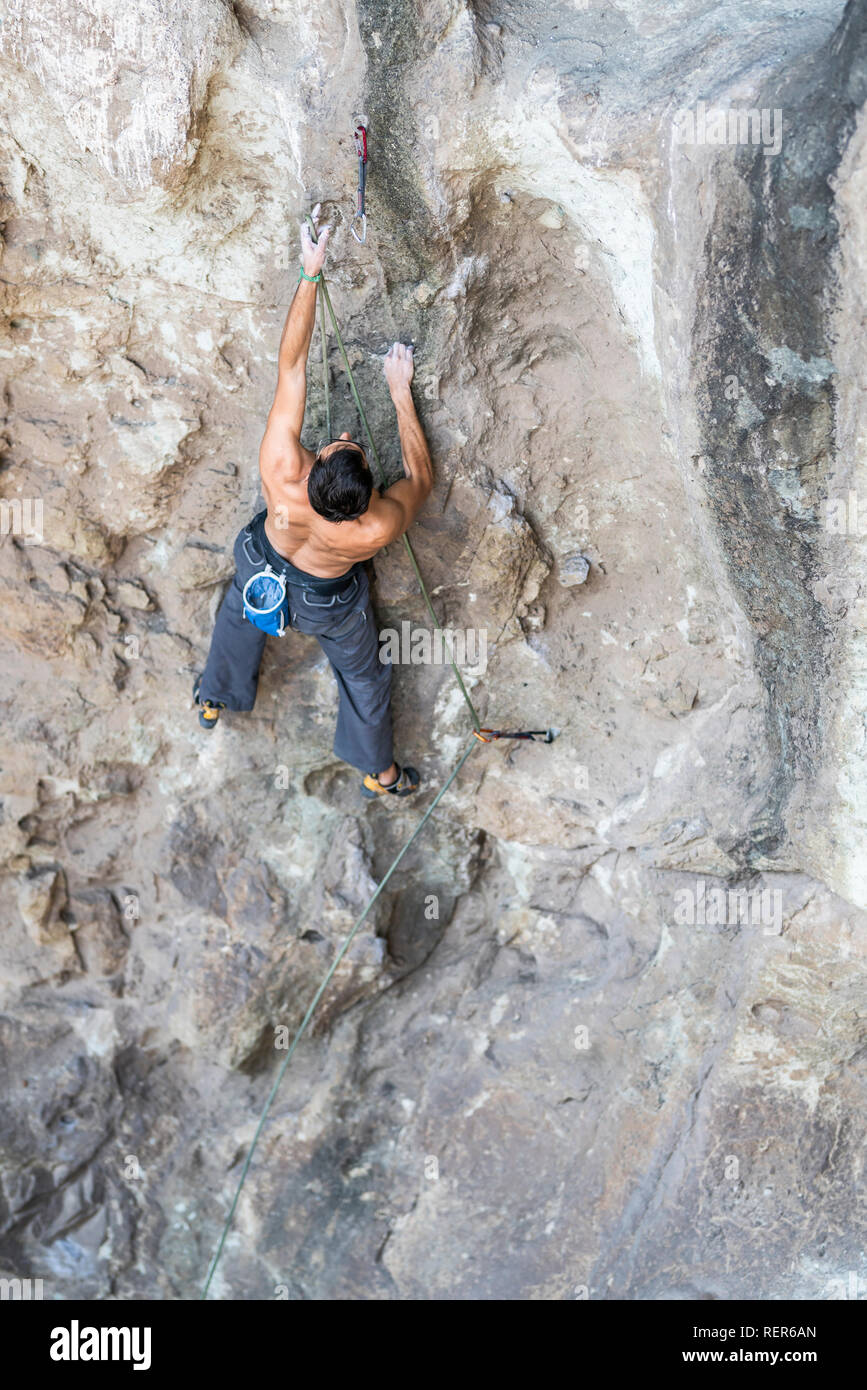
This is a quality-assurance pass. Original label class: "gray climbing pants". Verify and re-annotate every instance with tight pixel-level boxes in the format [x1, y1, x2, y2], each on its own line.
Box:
[199, 512, 393, 775]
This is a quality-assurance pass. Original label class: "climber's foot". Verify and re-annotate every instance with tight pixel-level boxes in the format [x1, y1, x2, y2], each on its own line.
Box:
[193, 677, 225, 732]
[361, 763, 421, 799]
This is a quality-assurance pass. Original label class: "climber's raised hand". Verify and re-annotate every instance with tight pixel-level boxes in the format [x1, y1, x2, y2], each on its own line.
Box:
[300, 203, 331, 278]
[384, 341, 415, 396]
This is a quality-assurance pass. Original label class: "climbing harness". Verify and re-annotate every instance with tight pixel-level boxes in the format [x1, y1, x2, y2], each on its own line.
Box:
[201, 218, 555, 1299]
[350, 123, 368, 244]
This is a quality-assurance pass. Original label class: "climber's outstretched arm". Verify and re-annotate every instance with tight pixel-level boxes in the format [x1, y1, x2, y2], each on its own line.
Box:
[259, 210, 331, 485]
[370, 343, 433, 543]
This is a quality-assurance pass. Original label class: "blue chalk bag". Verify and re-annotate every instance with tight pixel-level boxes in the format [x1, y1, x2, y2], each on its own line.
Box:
[242, 565, 289, 636]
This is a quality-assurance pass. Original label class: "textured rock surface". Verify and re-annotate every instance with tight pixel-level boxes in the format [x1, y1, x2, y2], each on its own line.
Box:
[0, 0, 865, 1300]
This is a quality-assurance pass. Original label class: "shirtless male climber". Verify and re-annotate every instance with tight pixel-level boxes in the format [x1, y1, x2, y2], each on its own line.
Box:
[193, 207, 432, 798]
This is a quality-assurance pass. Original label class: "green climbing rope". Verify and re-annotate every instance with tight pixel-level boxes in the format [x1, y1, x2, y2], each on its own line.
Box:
[319, 291, 332, 440]
[201, 734, 479, 1298]
[201, 224, 490, 1299]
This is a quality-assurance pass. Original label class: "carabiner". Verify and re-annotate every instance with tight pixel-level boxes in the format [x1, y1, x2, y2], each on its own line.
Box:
[351, 123, 368, 244]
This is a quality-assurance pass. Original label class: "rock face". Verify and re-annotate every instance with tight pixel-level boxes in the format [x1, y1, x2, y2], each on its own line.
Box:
[2, 0, 242, 191]
[0, 0, 865, 1301]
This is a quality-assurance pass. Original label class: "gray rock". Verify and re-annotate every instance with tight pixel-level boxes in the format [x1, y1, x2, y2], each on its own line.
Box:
[558, 553, 591, 586]
[0, 0, 864, 1305]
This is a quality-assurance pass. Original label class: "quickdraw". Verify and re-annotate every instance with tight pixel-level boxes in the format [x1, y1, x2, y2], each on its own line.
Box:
[472, 728, 555, 743]
[351, 123, 368, 244]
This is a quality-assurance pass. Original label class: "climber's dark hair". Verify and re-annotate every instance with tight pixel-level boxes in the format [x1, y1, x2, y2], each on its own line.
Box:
[307, 443, 372, 522]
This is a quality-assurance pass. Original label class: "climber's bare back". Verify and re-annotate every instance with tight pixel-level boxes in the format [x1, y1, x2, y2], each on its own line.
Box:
[260, 439, 399, 578]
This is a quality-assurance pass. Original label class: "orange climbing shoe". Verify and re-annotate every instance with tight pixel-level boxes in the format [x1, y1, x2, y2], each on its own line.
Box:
[361, 764, 421, 799]
[193, 678, 225, 732]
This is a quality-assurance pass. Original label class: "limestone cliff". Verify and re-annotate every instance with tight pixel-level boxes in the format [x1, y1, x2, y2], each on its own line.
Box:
[0, 0, 865, 1299]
